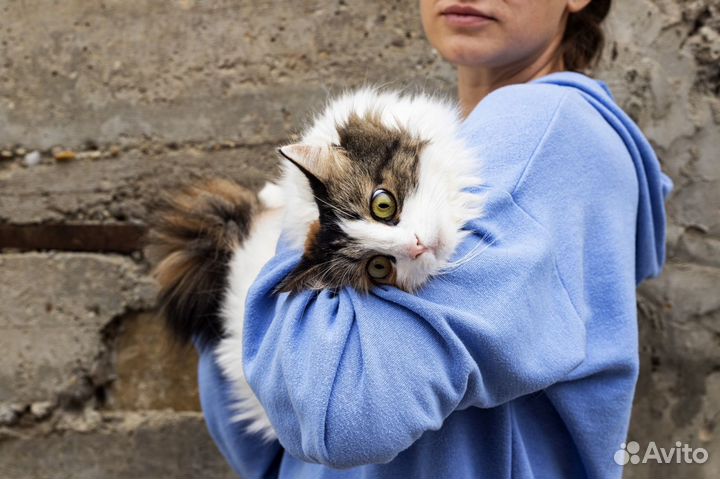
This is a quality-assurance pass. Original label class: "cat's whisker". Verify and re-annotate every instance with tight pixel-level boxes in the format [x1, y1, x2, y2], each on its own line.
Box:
[432, 274, 456, 288]
[440, 235, 495, 273]
[314, 195, 353, 219]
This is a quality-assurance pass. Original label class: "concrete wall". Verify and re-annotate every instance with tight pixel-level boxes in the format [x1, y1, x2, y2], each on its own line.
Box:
[0, 1, 717, 477]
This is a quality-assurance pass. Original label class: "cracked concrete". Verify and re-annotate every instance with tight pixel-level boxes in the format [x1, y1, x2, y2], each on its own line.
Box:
[0, 1, 453, 151]
[1, 0, 718, 477]
[0, 253, 156, 405]
[0, 146, 275, 223]
[1, 411, 235, 479]
[593, 1, 720, 477]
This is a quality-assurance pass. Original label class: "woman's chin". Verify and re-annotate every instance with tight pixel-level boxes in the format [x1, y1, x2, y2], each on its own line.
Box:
[435, 36, 508, 68]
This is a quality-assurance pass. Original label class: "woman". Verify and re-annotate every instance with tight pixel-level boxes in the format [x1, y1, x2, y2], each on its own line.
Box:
[198, 1, 672, 477]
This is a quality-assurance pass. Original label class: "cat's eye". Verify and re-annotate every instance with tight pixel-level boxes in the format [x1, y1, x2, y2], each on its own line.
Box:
[370, 189, 397, 221]
[367, 255, 393, 281]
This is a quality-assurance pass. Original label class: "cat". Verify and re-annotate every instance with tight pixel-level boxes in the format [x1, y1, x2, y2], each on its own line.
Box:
[149, 88, 484, 441]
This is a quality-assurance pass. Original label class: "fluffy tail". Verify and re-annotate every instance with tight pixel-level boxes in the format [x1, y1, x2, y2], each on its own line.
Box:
[147, 179, 259, 347]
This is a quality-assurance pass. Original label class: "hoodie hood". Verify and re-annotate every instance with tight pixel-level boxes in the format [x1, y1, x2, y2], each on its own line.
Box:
[534, 72, 673, 284]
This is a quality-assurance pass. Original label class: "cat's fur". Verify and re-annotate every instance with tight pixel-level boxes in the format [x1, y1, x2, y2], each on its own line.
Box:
[149, 88, 484, 441]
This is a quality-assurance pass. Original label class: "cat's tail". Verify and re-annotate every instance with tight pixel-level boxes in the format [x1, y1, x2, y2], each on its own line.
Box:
[147, 178, 261, 347]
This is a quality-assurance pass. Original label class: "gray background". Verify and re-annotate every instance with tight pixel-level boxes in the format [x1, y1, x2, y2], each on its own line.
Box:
[1, 1, 718, 478]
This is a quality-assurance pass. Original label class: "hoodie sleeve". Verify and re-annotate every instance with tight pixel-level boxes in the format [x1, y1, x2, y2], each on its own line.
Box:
[242, 182, 586, 468]
[197, 346, 284, 479]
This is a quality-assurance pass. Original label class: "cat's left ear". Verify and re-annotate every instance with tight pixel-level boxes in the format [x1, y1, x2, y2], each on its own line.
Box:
[278, 144, 332, 183]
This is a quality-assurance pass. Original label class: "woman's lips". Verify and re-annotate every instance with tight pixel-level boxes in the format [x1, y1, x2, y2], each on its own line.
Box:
[441, 5, 496, 28]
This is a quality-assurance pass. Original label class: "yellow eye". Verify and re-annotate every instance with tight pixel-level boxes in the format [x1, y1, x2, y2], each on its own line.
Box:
[370, 189, 397, 221]
[367, 255, 393, 281]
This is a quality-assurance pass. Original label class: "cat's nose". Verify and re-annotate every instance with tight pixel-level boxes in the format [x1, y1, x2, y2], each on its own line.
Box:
[409, 236, 430, 259]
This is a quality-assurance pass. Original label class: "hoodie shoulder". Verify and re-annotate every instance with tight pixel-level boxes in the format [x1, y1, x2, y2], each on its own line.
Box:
[534, 72, 672, 282]
[460, 81, 616, 193]
[473, 72, 670, 284]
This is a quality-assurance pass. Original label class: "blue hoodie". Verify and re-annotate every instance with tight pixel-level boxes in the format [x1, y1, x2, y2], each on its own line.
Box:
[197, 72, 672, 479]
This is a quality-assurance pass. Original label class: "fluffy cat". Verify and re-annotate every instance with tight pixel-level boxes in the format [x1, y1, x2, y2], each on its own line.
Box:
[149, 88, 484, 441]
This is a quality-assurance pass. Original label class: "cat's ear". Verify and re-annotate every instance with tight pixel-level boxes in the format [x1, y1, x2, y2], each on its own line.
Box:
[278, 144, 331, 183]
[274, 258, 325, 293]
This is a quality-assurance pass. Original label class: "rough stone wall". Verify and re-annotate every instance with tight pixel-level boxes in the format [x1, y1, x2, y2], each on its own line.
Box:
[597, 1, 720, 478]
[0, 1, 717, 478]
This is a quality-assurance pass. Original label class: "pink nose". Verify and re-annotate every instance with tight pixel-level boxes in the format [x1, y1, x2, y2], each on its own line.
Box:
[409, 244, 429, 259]
[409, 237, 430, 259]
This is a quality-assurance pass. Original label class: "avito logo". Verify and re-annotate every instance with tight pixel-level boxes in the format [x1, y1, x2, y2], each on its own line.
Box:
[615, 441, 709, 466]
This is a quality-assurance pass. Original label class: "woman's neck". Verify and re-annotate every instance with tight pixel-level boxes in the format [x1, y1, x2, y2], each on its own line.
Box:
[457, 36, 566, 118]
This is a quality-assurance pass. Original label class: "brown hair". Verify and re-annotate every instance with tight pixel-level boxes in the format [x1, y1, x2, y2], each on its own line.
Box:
[562, 0, 612, 72]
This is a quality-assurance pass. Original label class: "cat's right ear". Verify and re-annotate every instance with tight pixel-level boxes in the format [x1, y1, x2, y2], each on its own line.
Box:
[274, 258, 324, 293]
[278, 144, 331, 183]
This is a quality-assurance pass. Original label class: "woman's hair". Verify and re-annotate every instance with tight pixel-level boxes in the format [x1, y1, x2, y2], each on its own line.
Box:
[562, 0, 612, 71]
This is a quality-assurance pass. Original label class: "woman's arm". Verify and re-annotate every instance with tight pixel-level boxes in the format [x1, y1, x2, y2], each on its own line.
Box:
[242, 182, 586, 468]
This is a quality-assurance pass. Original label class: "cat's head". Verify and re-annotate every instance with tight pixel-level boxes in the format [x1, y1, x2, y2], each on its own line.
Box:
[277, 90, 482, 293]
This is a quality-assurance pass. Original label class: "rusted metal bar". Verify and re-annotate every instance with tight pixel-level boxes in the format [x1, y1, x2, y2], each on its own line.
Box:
[0, 223, 147, 253]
